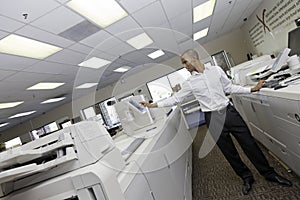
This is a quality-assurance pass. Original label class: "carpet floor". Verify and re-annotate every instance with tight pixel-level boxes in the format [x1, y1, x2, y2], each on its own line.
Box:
[192, 125, 300, 200]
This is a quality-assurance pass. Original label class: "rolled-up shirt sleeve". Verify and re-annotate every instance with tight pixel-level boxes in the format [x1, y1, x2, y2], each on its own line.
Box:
[218, 67, 251, 94]
[156, 81, 192, 107]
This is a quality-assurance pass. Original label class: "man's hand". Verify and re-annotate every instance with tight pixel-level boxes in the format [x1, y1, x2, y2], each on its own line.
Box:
[140, 101, 157, 108]
[251, 80, 265, 92]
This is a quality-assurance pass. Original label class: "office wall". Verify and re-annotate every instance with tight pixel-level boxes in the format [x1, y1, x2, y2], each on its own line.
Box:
[242, 0, 300, 56]
[203, 28, 250, 65]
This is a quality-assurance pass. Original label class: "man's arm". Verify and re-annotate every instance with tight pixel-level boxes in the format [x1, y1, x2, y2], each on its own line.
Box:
[219, 67, 265, 93]
[250, 80, 265, 92]
[141, 81, 193, 108]
[140, 102, 157, 108]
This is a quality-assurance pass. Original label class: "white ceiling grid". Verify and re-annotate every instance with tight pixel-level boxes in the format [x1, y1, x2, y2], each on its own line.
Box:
[0, 0, 263, 132]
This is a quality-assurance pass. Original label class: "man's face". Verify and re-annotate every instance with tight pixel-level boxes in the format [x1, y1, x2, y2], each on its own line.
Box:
[181, 55, 195, 73]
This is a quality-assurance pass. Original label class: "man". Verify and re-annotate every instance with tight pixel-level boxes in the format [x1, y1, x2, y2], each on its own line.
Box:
[141, 49, 292, 195]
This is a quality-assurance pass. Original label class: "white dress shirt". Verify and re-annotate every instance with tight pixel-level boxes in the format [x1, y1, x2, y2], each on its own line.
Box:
[156, 65, 251, 112]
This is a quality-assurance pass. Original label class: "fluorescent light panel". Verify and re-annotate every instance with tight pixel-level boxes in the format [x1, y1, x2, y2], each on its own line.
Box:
[193, 0, 216, 23]
[0, 123, 9, 128]
[27, 82, 65, 90]
[78, 57, 111, 69]
[0, 34, 62, 59]
[9, 111, 36, 119]
[126, 33, 153, 49]
[0, 101, 23, 109]
[76, 83, 98, 89]
[193, 28, 209, 41]
[67, 0, 128, 28]
[148, 50, 165, 59]
[41, 97, 66, 104]
[113, 66, 131, 73]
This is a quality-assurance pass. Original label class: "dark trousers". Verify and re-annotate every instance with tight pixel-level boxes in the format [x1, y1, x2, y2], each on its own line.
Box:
[204, 104, 275, 180]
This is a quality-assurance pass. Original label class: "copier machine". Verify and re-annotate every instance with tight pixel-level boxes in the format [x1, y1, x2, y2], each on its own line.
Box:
[0, 121, 126, 200]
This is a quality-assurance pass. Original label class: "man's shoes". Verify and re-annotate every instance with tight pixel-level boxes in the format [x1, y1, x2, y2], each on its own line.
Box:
[266, 174, 293, 186]
[242, 177, 254, 195]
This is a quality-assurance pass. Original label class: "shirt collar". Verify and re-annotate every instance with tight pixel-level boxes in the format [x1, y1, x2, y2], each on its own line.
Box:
[192, 71, 200, 75]
[192, 66, 209, 75]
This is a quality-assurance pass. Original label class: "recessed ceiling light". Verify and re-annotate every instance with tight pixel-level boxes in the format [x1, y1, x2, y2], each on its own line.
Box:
[148, 50, 165, 59]
[9, 111, 36, 119]
[67, 0, 128, 28]
[126, 33, 153, 49]
[78, 57, 111, 69]
[113, 66, 131, 73]
[0, 123, 9, 128]
[193, 0, 216, 23]
[41, 97, 66, 104]
[0, 101, 24, 109]
[0, 34, 62, 59]
[193, 28, 209, 41]
[27, 82, 65, 90]
[76, 83, 98, 89]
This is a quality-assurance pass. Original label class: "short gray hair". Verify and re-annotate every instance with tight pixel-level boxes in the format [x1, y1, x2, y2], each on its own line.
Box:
[181, 49, 199, 59]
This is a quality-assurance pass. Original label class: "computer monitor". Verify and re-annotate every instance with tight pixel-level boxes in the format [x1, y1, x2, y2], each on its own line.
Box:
[288, 27, 300, 56]
[29, 126, 46, 140]
[115, 95, 154, 134]
[44, 121, 59, 134]
[59, 120, 72, 129]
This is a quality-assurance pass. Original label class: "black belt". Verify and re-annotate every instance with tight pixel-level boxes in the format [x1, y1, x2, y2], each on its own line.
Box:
[204, 103, 232, 114]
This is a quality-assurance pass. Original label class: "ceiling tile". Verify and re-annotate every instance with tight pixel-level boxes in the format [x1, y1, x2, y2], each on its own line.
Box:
[55, 0, 70, 4]
[105, 16, 141, 36]
[16, 25, 74, 48]
[193, 17, 211, 33]
[87, 50, 118, 62]
[144, 28, 180, 54]
[161, 0, 192, 19]
[169, 11, 193, 39]
[119, 0, 157, 13]
[0, 54, 39, 71]
[0, 31, 9, 40]
[45, 49, 87, 65]
[23, 61, 78, 75]
[94, 36, 124, 53]
[0, 70, 16, 81]
[4, 71, 53, 83]
[105, 42, 135, 57]
[0, 16, 25, 32]
[121, 51, 152, 66]
[67, 43, 94, 54]
[132, 1, 169, 27]
[59, 20, 101, 42]
[193, 0, 209, 7]
[73, 67, 105, 84]
[116, 29, 145, 43]
[214, 0, 236, 12]
[0, 0, 60, 23]
[31, 6, 85, 34]
[80, 30, 112, 48]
